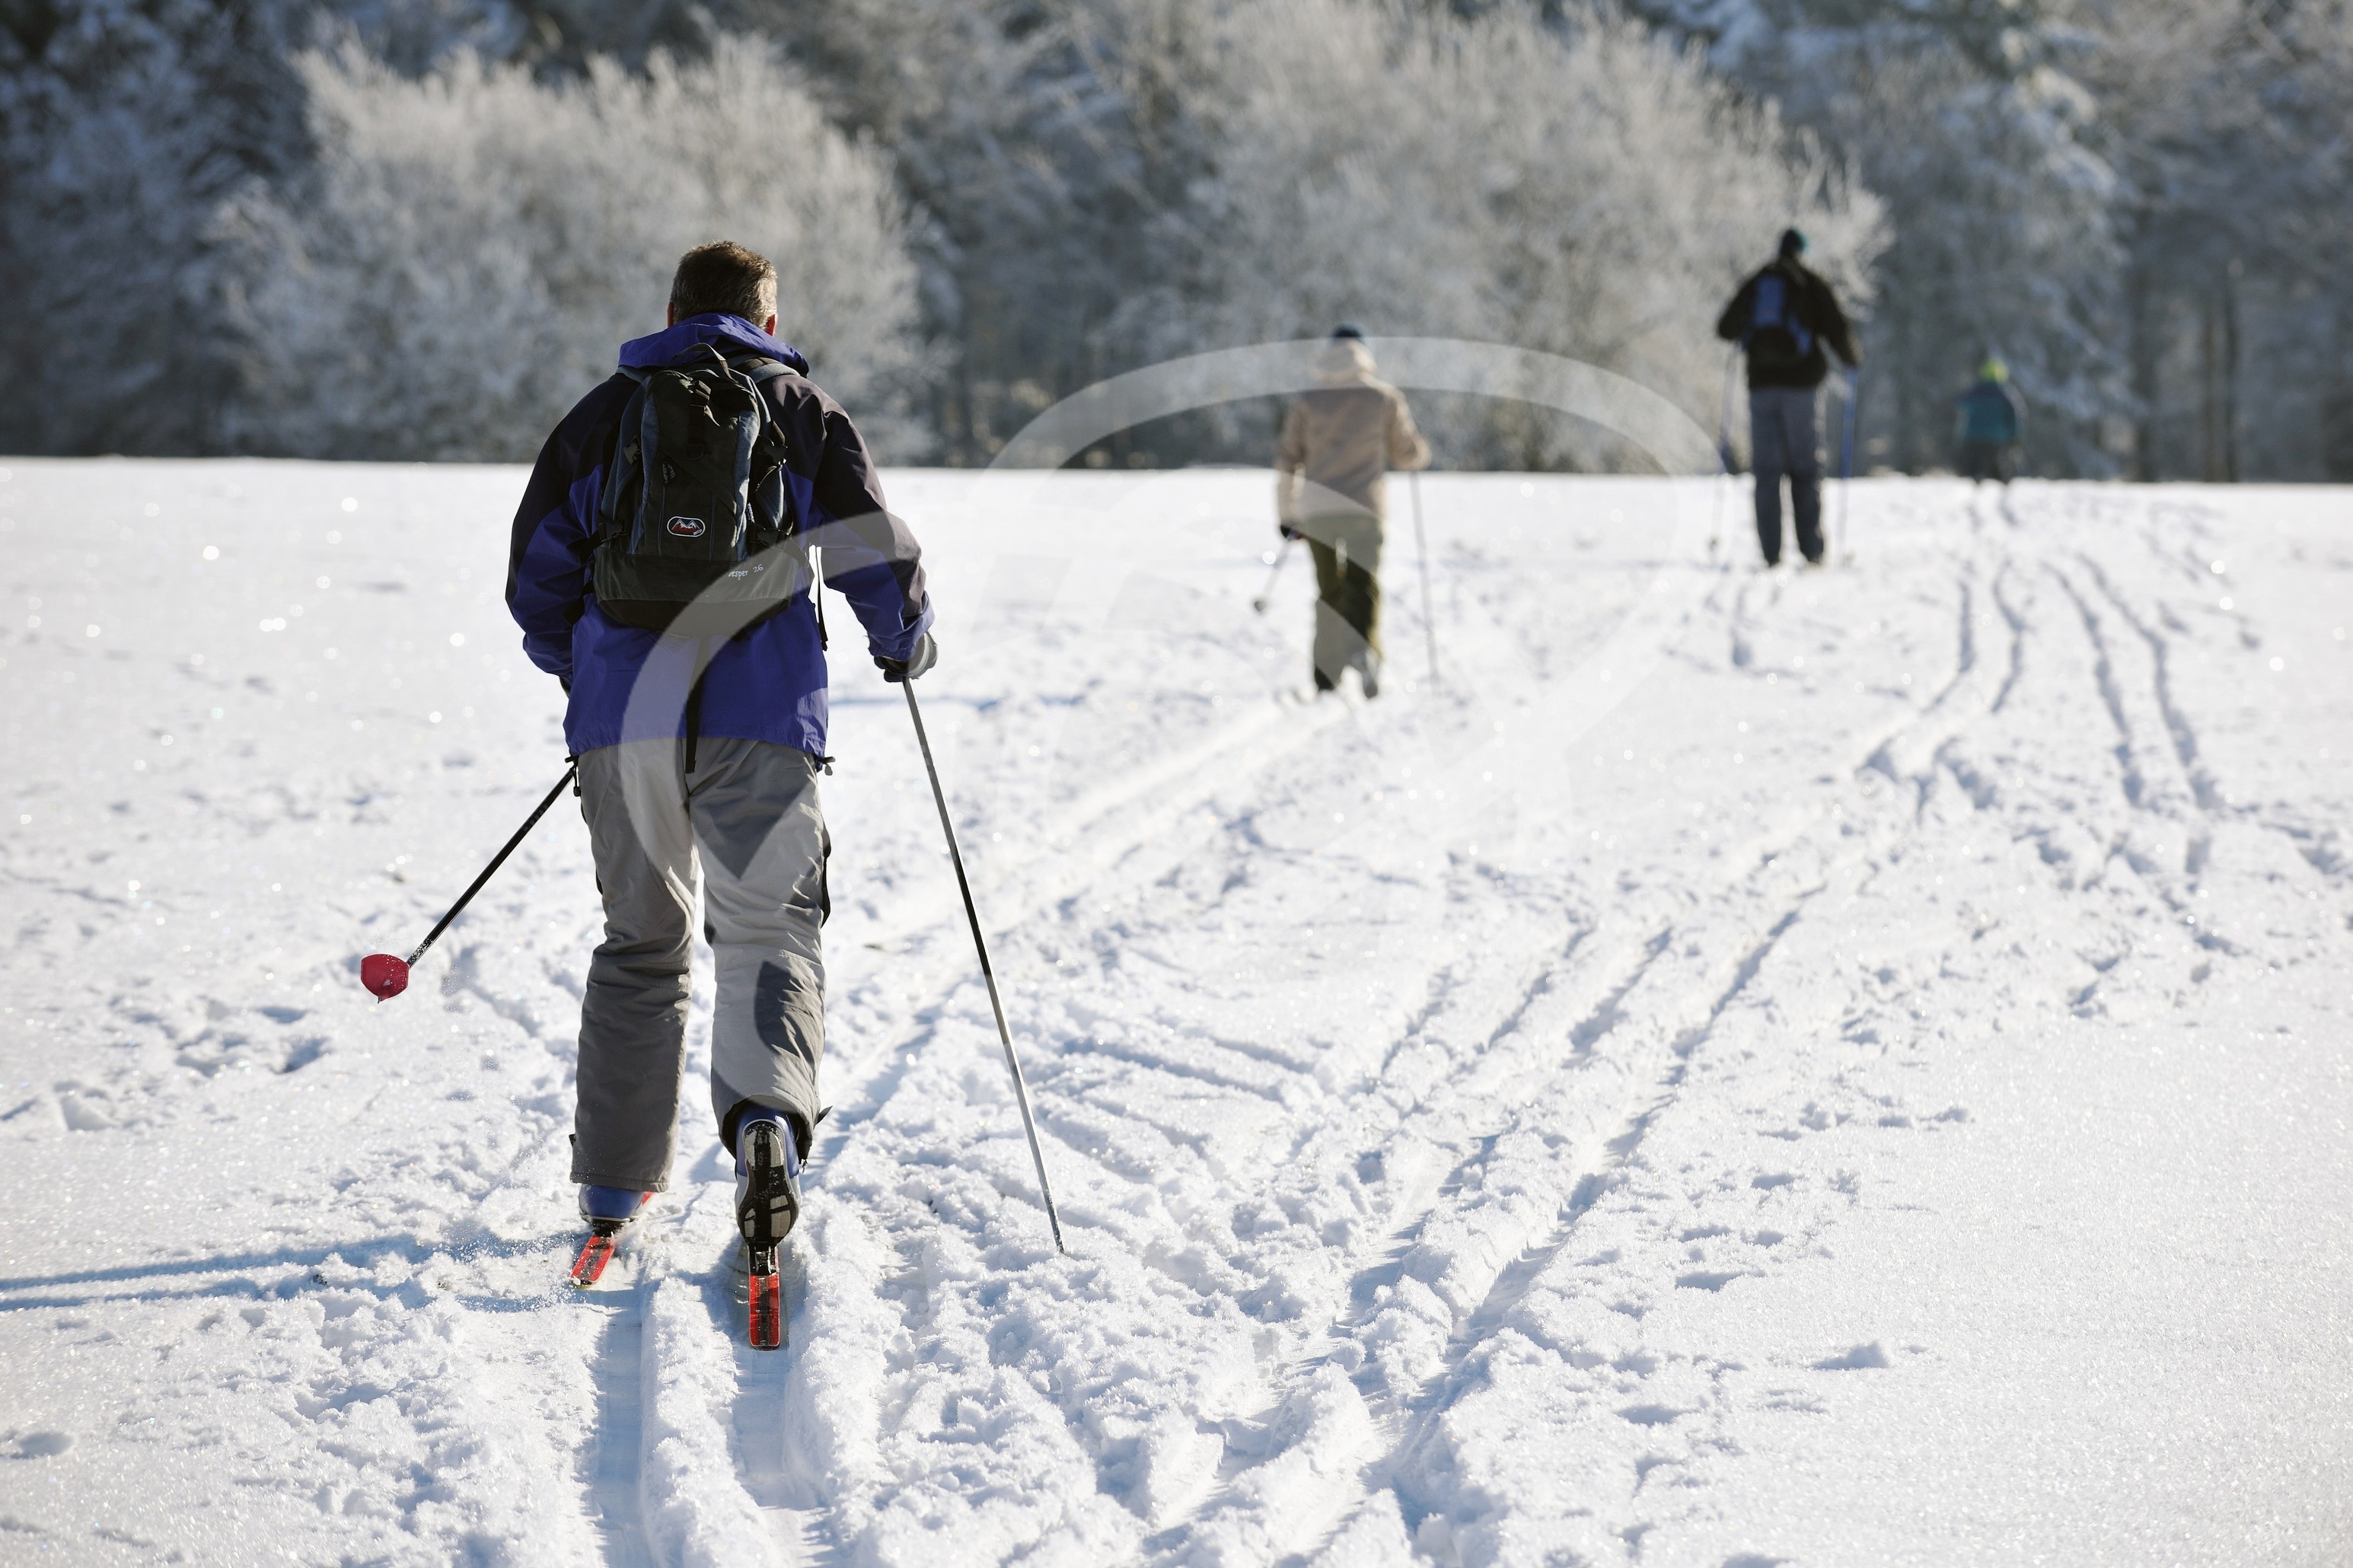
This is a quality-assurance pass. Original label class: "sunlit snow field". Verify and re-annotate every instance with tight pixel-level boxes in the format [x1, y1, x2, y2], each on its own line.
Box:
[1, 461, 2348, 1566]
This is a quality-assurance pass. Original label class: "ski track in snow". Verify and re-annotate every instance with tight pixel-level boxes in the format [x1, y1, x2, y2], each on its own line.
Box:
[2, 467, 2349, 1565]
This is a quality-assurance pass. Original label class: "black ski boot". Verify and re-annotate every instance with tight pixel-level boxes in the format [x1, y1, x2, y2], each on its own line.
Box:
[735, 1112, 801, 1349]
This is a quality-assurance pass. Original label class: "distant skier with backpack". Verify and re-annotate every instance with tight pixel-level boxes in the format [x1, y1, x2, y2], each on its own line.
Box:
[505, 241, 934, 1345]
[1715, 229, 1861, 567]
[1275, 325, 1430, 696]
[1955, 356, 2026, 483]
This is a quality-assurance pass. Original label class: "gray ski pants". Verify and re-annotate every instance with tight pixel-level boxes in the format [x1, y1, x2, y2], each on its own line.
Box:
[571, 737, 827, 1191]
[1749, 385, 1825, 565]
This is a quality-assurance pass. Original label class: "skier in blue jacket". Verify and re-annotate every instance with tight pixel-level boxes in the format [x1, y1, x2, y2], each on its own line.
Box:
[506, 241, 934, 1269]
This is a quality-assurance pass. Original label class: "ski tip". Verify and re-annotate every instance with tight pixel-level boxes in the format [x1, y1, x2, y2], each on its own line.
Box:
[569, 1234, 619, 1289]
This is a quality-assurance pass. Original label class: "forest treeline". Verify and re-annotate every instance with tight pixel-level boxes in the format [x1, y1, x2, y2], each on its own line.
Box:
[2, 1, 2345, 479]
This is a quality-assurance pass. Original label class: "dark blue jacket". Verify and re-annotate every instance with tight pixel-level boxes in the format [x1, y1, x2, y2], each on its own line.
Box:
[506, 315, 932, 756]
[1715, 259, 1861, 390]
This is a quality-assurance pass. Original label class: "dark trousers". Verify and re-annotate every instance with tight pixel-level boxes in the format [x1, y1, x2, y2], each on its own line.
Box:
[1302, 513, 1383, 690]
[1749, 386, 1823, 565]
[1959, 439, 2013, 483]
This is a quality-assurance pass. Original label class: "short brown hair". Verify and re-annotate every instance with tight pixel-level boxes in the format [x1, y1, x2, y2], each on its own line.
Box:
[670, 241, 778, 324]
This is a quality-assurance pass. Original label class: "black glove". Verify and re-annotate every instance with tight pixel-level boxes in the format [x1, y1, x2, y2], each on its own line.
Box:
[876, 632, 937, 684]
[1279, 524, 1302, 542]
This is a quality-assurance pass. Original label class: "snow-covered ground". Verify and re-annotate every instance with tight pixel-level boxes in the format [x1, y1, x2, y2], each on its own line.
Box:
[2, 461, 2348, 1566]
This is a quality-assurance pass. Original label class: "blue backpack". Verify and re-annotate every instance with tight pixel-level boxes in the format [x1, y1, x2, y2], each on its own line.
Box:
[1745, 272, 1816, 369]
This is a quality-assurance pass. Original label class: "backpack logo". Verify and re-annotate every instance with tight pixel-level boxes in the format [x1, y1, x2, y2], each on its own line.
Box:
[666, 515, 707, 538]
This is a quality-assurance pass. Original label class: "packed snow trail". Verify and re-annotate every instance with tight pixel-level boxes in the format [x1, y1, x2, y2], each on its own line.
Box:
[0, 464, 2347, 1566]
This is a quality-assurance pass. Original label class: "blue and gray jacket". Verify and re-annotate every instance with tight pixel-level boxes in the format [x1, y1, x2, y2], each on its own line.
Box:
[505, 314, 932, 757]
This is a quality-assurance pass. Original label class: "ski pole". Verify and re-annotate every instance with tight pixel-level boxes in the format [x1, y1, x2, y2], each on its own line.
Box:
[1409, 470, 1439, 684]
[901, 680, 1067, 1254]
[1251, 536, 1295, 614]
[1838, 368, 1860, 563]
[1709, 347, 1740, 556]
[361, 760, 578, 1000]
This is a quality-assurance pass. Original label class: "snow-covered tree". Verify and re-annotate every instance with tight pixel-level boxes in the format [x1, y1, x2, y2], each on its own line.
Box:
[1631, 0, 2128, 476]
[0, 1, 313, 454]
[751, 0, 1232, 461]
[768, 0, 1878, 470]
[7, 0, 2346, 478]
[2075, 0, 2353, 480]
[1137, 0, 1882, 470]
[218, 36, 929, 461]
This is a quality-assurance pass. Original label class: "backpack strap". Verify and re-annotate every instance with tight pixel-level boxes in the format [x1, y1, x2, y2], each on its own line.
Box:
[598, 372, 654, 538]
[716, 347, 800, 522]
[719, 349, 799, 386]
[713, 349, 812, 602]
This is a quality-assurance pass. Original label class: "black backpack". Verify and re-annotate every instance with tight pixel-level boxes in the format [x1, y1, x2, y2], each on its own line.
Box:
[593, 342, 802, 637]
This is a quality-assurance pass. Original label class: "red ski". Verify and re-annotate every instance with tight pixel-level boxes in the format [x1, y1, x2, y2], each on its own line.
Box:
[569, 1192, 651, 1289]
[746, 1243, 783, 1349]
[569, 1231, 622, 1288]
[735, 1116, 798, 1350]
